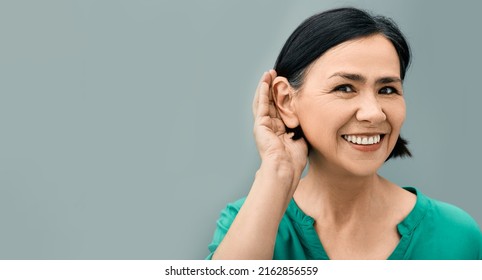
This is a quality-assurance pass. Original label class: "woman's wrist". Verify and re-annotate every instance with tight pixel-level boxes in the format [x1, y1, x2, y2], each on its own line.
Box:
[257, 160, 302, 191]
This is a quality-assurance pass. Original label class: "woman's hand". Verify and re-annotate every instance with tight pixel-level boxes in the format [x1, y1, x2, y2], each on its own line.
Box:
[252, 70, 308, 187]
[212, 70, 308, 259]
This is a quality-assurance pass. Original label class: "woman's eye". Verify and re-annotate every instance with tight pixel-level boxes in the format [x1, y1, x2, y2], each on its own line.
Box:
[379, 86, 398, 95]
[334, 85, 355, 93]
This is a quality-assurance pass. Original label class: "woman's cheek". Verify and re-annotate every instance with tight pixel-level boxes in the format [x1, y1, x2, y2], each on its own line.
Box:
[304, 106, 350, 145]
[384, 99, 406, 150]
[387, 99, 406, 128]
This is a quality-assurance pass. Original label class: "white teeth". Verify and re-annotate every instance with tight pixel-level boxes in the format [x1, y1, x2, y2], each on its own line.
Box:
[343, 134, 382, 145]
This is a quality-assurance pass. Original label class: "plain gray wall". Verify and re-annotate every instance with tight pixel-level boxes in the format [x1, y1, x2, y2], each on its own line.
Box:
[1, 0, 481, 259]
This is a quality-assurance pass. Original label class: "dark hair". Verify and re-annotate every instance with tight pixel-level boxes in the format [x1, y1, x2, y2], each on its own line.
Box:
[274, 7, 412, 160]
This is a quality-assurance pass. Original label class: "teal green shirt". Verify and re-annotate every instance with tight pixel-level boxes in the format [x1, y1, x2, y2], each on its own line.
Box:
[207, 187, 482, 259]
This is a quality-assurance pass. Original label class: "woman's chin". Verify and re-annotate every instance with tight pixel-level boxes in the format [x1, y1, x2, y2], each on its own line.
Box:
[326, 159, 385, 179]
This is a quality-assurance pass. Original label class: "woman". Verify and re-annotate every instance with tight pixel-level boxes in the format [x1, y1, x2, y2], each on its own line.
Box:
[207, 7, 482, 260]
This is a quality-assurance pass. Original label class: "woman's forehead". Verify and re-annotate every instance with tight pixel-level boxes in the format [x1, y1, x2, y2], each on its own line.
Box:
[310, 34, 401, 79]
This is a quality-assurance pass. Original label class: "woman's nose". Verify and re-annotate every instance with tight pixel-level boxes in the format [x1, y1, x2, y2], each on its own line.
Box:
[355, 94, 386, 125]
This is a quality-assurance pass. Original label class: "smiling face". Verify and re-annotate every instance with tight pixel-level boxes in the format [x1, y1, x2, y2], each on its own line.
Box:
[292, 34, 406, 177]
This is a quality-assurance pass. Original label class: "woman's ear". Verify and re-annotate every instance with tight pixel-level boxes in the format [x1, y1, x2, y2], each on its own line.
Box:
[272, 77, 299, 128]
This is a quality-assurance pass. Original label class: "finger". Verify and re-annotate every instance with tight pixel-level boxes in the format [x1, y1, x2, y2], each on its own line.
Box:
[268, 70, 283, 119]
[270, 93, 283, 120]
[256, 81, 270, 119]
[268, 69, 277, 83]
[266, 70, 278, 118]
[255, 71, 272, 119]
[267, 70, 276, 103]
[268, 100, 278, 118]
[252, 72, 268, 118]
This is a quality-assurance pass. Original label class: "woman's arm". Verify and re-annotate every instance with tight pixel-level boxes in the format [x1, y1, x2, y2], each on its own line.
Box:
[211, 70, 307, 259]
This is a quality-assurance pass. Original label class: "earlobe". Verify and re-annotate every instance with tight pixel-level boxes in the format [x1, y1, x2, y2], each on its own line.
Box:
[272, 77, 300, 128]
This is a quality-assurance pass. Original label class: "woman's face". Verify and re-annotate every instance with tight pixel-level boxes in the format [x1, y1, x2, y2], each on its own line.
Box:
[294, 34, 405, 177]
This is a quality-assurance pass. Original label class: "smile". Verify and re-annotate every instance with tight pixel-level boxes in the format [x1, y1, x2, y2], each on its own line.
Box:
[342, 134, 383, 145]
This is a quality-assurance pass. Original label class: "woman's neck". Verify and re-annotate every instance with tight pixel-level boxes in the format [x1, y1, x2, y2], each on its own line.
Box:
[293, 159, 392, 226]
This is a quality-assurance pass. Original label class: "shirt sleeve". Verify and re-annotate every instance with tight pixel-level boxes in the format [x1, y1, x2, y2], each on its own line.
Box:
[205, 198, 245, 260]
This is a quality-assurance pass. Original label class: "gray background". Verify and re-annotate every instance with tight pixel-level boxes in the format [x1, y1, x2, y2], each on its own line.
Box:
[0, 0, 480, 259]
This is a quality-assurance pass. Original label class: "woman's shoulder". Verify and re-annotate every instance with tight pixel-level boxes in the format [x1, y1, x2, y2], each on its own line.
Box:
[217, 197, 309, 224]
[426, 194, 481, 235]
[206, 197, 247, 259]
[403, 187, 482, 259]
[213, 197, 247, 228]
[405, 186, 480, 233]
[220, 197, 246, 215]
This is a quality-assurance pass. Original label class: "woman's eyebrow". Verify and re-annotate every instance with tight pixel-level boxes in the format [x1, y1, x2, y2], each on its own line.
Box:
[329, 72, 366, 82]
[376, 77, 402, 84]
[328, 72, 401, 84]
